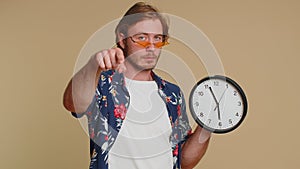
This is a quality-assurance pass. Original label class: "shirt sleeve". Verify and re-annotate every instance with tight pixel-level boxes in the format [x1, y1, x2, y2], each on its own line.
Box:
[71, 71, 107, 118]
[179, 90, 192, 143]
[71, 94, 97, 118]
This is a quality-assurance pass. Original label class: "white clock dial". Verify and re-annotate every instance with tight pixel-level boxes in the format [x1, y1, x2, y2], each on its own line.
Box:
[189, 76, 247, 133]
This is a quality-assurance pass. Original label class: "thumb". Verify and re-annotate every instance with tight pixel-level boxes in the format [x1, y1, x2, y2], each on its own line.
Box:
[116, 63, 126, 73]
[198, 128, 211, 144]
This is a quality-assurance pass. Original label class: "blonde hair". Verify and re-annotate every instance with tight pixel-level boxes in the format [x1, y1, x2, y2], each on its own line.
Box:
[115, 2, 169, 45]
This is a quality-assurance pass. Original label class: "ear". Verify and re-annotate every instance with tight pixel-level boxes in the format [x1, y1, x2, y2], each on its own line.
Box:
[117, 33, 126, 49]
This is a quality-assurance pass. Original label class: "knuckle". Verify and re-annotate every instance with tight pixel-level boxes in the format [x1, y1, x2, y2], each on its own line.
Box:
[108, 49, 115, 57]
[102, 50, 108, 57]
[95, 52, 102, 59]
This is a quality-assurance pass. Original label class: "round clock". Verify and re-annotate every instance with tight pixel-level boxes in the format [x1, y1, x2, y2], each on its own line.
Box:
[189, 75, 248, 134]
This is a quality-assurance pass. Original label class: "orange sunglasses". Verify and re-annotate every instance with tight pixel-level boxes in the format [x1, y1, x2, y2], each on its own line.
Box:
[128, 33, 169, 48]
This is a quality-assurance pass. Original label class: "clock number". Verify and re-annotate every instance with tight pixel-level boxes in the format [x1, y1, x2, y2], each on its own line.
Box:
[194, 102, 199, 107]
[229, 119, 233, 125]
[199, 112, 204, 117]
[214, 81, 219, 86]
[204, 84, 209, 89]
[238, 101, 242, 106]
[198, 91, 204, 96]
[226, 83, 229, 88]
[208, 119, 212, 124]
[218, 122, 222, 127]
[236, 112, 240, 117]
[234, 91, 238, 96]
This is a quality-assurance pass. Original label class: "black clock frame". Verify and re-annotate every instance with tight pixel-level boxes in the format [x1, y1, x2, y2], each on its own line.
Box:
[189, 75, 248, 134]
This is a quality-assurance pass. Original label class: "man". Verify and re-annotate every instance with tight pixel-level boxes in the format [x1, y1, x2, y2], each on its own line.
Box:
[63, 2, 211, 169]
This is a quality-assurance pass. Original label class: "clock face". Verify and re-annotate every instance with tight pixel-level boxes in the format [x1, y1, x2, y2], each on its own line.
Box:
[189, 75, 248, 133]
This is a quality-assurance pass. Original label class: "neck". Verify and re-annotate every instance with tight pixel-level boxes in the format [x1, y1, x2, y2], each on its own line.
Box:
[124, 67, 153, 81]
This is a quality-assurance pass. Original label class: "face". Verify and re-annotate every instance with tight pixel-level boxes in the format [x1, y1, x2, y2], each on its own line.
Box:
[119, 19, 164, 71]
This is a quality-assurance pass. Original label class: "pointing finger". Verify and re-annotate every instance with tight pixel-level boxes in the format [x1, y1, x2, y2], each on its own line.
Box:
[114, 47, 125, 64]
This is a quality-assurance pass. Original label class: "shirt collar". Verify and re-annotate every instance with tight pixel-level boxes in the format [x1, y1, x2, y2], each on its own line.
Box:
[111, 70, 166, 89]
[151, 71, 166, 90]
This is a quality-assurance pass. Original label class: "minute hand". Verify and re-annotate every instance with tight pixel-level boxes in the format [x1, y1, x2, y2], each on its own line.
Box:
[214, 88, 227, 111]
[209, 87, 221, 120]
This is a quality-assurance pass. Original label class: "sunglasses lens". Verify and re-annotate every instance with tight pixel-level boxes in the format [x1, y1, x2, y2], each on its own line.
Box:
[137, 41, 151, 48]
[136, 41, 169, 48]
[154, 42, 169, 48]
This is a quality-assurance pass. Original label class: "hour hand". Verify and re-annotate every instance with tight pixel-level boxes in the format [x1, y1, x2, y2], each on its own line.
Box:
[209, 87, 221, 120]
[214, 88, 228, 111]
[209, 87, 219, 105]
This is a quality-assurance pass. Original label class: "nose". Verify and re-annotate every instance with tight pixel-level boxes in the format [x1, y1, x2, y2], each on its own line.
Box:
[146, 43, 155, 51]
[146, 37, 156, 51]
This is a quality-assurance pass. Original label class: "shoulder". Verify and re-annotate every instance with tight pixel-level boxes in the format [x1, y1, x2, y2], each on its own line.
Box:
[163, 80, 181, 93]
[152, 71, 182, 95]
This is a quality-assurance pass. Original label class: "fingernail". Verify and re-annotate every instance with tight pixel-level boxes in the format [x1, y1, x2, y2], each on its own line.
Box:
[198, 129, 211, 144]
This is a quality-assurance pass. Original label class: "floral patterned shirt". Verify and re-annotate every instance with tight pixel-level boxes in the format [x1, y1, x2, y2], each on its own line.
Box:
[72, 70, 192, 169]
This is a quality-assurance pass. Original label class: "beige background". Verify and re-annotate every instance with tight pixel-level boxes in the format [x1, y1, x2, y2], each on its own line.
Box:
[1, 0, 299, 168]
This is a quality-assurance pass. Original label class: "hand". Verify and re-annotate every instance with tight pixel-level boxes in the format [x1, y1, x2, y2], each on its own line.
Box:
[92, 47, 126, 73]
[209, 87, 221, 120]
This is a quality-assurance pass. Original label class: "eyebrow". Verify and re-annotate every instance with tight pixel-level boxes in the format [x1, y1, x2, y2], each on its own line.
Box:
[133, 32, 164, 36]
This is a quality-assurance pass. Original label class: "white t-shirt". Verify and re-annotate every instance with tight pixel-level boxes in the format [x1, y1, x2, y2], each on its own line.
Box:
[108, 78, 173, 169]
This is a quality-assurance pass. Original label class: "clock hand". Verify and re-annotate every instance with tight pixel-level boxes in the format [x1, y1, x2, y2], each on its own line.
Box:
[209, 87, 219, 105]
[216, 104, 221, 120]
[214, 88, 228, 111]
[209, 87, 221, 120]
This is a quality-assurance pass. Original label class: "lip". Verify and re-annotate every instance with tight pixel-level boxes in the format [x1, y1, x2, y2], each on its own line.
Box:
[143, 57, 157, 63]
[143, 56, 156, 60]
[142, 55, 157, 60]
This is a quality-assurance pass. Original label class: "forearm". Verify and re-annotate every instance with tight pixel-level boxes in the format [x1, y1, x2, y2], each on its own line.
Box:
[63, 48, 125, 113]
[181, 126, 211, 169]
[63, 58, 100, 113]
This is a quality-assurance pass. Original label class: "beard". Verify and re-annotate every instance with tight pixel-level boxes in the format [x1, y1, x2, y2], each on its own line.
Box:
[123, 43, 161, 71]
[126, 52, 159, 71]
